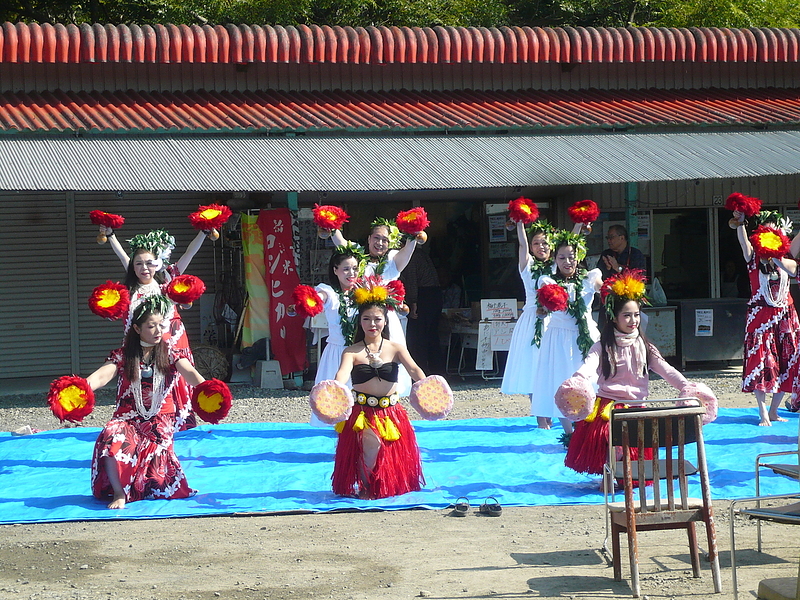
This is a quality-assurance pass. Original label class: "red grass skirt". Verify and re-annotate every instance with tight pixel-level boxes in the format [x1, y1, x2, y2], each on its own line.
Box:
[332, 403, 424, 499]
[565, 397, 653, 482]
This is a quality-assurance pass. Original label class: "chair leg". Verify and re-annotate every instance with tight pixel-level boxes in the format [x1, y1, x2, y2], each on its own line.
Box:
[687, 522, 701, 577]
[611, 521, 623, 581]
[704, 515, 722, 593]
[626, 523, 640, 597]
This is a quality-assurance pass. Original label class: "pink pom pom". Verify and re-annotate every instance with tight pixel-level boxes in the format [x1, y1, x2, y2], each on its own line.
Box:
[555, 376, 595, 421]
[309, 380, 353, 425]
[409, 375, 454, 420]
[679, 382, 718, 424]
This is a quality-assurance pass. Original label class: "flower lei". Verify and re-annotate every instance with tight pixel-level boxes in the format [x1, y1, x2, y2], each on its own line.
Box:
[533, 267, 592, 358]
[336, 288, 357, 345]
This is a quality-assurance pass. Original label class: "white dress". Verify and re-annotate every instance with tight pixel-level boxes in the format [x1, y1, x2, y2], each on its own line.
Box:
[362, 249, 412, 396]
[501, 256, 549, 395]
[310, 283, 356, 427]
[530, 269, 603, 419]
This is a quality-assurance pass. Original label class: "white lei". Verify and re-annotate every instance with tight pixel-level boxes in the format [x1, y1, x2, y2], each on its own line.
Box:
[757, 263, 788, 308]
[130, 360, 167, 420]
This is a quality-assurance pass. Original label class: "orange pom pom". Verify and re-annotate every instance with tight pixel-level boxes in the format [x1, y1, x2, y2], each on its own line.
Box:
[47, 376, 95, 423]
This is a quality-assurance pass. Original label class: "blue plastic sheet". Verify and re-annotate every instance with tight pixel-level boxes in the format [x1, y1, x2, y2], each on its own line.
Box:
[0, 409, 797, 524]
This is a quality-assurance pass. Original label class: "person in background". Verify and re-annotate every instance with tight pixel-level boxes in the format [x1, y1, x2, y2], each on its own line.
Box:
[599, 225, 646, 280]
[400, 247, 443, 375]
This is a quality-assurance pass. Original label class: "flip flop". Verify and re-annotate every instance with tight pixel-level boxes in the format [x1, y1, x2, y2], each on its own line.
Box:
[450, 497, 469, 517]
[479, 497, 502, 517]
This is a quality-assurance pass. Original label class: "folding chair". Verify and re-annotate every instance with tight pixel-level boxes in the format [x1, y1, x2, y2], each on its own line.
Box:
[604, 403, 722, 597]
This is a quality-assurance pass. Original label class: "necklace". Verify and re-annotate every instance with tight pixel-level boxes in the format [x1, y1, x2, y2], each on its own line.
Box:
[364, 337, 384, 369]
[131, 361, 166, 419]
[140, 351, 154, 379]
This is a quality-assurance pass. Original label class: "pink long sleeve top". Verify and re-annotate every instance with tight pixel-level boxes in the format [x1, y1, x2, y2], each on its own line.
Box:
[574, 340, 688, 402]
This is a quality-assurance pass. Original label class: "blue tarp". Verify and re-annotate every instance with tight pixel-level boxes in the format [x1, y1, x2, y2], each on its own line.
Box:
[0, 408, 797, 524]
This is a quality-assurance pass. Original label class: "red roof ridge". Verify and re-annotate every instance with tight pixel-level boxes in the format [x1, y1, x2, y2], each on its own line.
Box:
[1, 22, 799, 64]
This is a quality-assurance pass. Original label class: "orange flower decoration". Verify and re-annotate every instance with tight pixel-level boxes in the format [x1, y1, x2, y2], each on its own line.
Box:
[191, 379, 232, 424]
[89, 210, 124, 229]
[507, 197, 539, 224]
[47, 375, 95, 423]
[292, 285, 324, 318]
[537, 283, 569, 312]
[567, 200, 600, 224]
[395, 207, 430, 235]
[750, 225, 790, 260]
[88, 281, 130, 320]
[188, 204, 232, 231]
[313, 204, 350, 230]
[166, 275, 206, 304]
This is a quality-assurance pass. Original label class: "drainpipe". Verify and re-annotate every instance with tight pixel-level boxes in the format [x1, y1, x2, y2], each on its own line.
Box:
[625, 182, 638, 249]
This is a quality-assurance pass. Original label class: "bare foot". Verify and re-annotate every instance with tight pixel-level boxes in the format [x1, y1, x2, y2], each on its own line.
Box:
[107, 495, 126, 509]
[770, 414, 788, 422]
[536, 417, 552, 429]
[758, 418, 772, 427]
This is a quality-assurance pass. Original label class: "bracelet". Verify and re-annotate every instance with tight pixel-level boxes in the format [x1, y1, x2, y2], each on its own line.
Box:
[108, 232, 115, 237]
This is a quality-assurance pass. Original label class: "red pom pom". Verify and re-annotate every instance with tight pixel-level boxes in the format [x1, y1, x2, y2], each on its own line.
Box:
[47, 375, 95, 422]
[507, 197, 539, 224]
[313, 204, 349, 230]
[386, 280, 406, 303]
[725, 193, 761, 217]
[396, 207, 430, 235]
[89, 210, 124, 229]
[292, 285, 324, 318]
[537, 283, 569, 312]
[166, 275, 206, 304]
[188, 204, 232, 231]
[88, 281, 130, 320]
[191, 379, 232, 424]
[750, 225, 791, 260]
[568, 200, 600, 224]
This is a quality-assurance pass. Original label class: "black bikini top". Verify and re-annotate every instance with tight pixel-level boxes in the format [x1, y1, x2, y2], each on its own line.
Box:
[351, 362, 400, 385]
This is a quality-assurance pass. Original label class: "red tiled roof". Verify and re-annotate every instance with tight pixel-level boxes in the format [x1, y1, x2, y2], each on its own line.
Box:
[1, 87, 798, 134]
[1, 23, 799, 64]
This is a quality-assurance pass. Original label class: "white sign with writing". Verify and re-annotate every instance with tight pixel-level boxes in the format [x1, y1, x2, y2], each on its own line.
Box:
[480, 298, 517, 321]
[490, 321, 515, 351]
[695, 308, 713, 337]
[475, 321, 493, 370]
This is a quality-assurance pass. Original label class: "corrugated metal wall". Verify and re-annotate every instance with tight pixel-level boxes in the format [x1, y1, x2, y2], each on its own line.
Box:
[0, 192, 221, 382]
[3, 61, 799, 93]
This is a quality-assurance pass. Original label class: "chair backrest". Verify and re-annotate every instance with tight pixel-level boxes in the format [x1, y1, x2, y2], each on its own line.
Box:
[611, 404, 709, 513]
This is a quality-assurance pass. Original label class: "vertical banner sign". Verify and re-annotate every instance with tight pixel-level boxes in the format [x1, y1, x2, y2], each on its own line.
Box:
[240, 213, 270, 348]
[257, 209, 306, 375]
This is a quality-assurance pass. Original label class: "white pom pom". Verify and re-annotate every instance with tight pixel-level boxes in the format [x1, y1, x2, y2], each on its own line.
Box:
[555, 376, 595, 421]
[679, 382, 718, 424]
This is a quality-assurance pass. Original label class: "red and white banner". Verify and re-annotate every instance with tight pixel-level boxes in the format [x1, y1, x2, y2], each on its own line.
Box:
[257, 208, 306, 375]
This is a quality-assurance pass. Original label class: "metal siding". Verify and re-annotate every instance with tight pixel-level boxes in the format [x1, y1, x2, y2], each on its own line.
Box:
[0, 193, 74, 378]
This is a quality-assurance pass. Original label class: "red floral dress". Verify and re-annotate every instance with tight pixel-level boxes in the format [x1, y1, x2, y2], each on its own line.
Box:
[90, 347, 195, 504]
[742, 257, 799, 394]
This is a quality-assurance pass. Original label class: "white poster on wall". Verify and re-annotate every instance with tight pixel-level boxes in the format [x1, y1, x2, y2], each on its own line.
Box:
[695, 309, 713, 337]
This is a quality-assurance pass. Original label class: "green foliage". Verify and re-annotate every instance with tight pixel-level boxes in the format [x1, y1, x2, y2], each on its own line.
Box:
[656, 0, 800, 28]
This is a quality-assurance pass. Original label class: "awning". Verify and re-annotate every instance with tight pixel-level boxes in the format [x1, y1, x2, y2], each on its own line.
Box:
[2, 129, 800, 192]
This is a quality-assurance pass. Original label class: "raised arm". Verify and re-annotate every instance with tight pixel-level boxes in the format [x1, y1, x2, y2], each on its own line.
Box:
[331, 229, 348, 249]
[516, 220, 531, 271]
[86, 361, 118, 391]
[734, 213, 753, 263]
[175, 357, 207, 387]
[791, 231, 800, 259]
[174, 230, 208, 275]
[391, 238, 418, 273]
[106, 231, 130, 270]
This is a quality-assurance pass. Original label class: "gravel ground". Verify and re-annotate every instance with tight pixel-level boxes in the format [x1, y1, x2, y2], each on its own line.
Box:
[2, 365, 755, 433]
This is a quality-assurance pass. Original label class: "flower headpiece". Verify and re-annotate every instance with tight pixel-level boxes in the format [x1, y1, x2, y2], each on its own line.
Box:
[754, 210, 793, 235]
[550, 229, 587, 262]
[349, 275, 405, 310]
[568, 200, 600, 224]
[526, 219, 556, 241]
[600, 268, 650, 319]
[132, 294, 173, 323]
[128, 230, 175, 263]
[507, 197, 539, 224]
[370, 218, 402, 249]
[334, 242, 368, 263]
[750, 224, 791, 260]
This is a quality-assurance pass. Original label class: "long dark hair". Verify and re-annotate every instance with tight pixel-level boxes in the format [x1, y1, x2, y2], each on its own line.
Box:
[124, 248, 166, 291]
[352, 303, 391, 344]
[328, 250, 358, 291]
[600, 297, 651, 380]
[123, 303, 170, 382]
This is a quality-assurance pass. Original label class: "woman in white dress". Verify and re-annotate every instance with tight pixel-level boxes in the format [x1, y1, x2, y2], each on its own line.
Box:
[310, 249, 360, 426]
[532, 231, 602, 432]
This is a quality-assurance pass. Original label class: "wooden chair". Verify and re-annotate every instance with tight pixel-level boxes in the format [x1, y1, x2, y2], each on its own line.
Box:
[606, 403, 722, 597]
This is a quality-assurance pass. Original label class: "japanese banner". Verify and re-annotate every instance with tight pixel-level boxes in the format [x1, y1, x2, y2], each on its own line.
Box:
[257, 208, 306, 375]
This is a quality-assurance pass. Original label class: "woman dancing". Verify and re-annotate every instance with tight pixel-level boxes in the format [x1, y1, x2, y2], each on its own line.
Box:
[531, 230, 602, 432]
[85, 297, 210, 509]
[331, 283, 427, 499]
[309, 248, 360, 426]
[733, 208, 799, 425]
[563, 271, 703, 477]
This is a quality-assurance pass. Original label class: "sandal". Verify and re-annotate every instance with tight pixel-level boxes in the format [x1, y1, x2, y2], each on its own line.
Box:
[479, 496, 502, 517]
[450, 497, 469, 517]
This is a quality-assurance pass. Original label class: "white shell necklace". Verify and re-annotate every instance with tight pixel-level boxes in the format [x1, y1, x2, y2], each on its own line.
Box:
[364, 337, 384, 369]
[130, 351, 166, 420]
